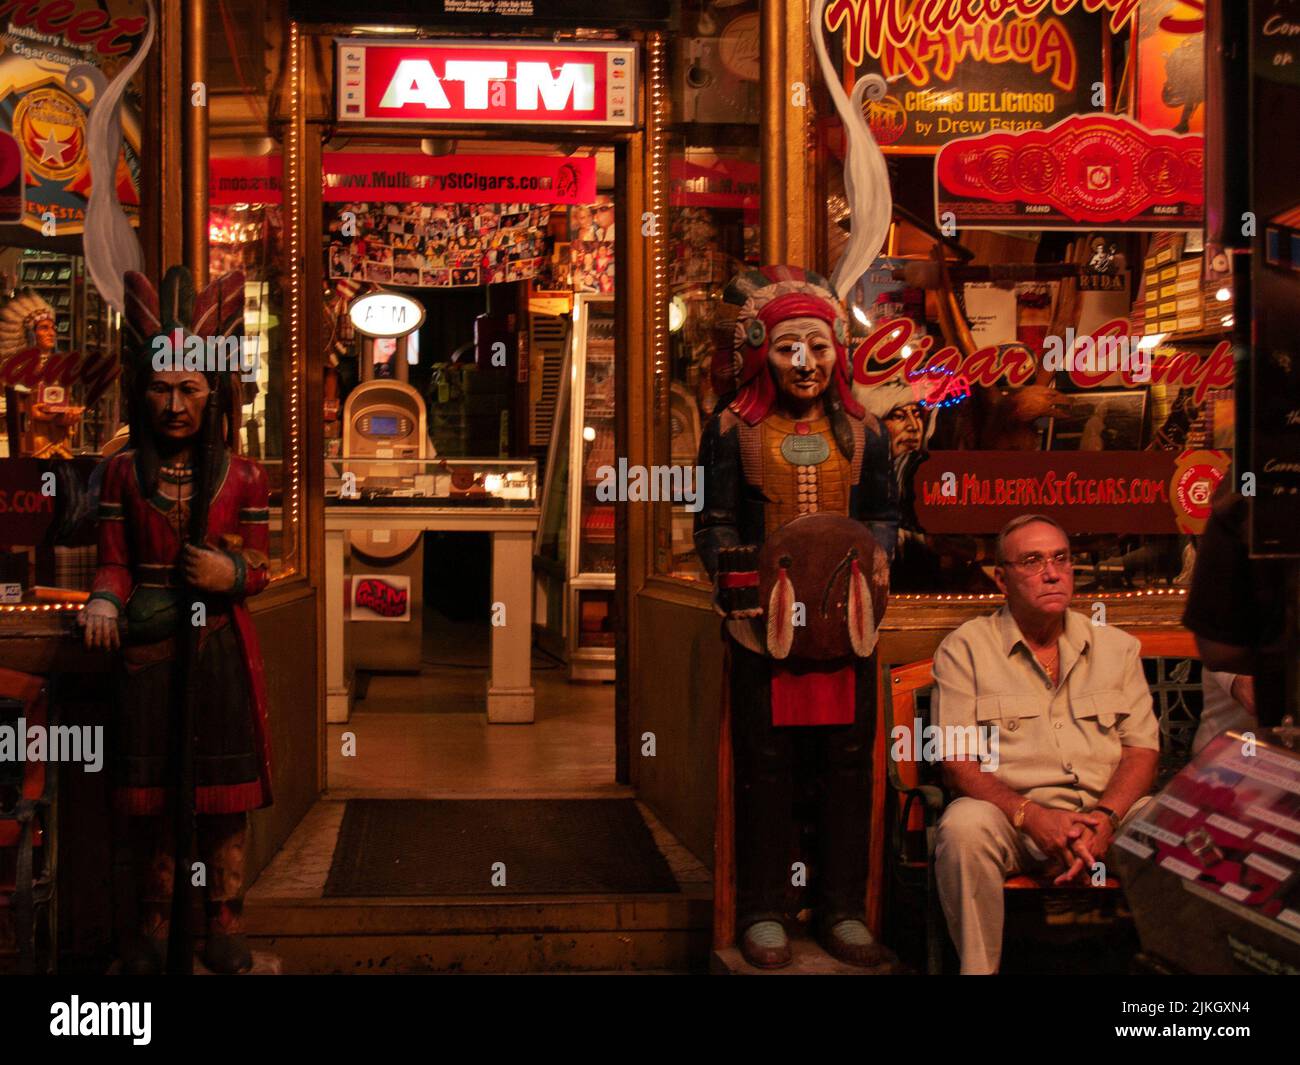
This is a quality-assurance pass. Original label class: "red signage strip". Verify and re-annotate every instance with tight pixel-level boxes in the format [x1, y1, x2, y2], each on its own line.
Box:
[322, 153, 595, 205]
[935, 114, 1204, 230]
[210, 155, 282, 205]
[211, 153, 596, 206]
[669, 158, 760, 211]
[912, 450, 1182, 535]
[336, 39, 637, 127]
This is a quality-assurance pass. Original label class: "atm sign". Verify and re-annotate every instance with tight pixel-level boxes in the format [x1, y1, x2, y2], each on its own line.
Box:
[337, 39, 637, 127]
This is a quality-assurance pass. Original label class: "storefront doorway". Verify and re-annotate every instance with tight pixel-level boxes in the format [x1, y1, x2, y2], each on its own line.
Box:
[321, 136, 621, 797]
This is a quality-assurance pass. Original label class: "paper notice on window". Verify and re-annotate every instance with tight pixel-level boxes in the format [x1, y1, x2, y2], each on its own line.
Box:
[962, 283, 1018, 347]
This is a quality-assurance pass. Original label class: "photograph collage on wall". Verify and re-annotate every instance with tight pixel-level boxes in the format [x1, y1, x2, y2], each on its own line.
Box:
[569, 197, 616, 293]
[325, 201, 550, 288]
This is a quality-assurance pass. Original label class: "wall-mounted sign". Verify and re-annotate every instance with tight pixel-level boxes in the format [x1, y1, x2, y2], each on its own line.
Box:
[0, 130, 23, 224]
[912, 450, 1182, 535]
[825, 1, 1114, 153]
[323, 152, 595, 204]
[351, 574, 411, 622]
[348, 291, 426, 338]
[336, 39, 637, 127]
[212, 152, 595, 207]
[935, 114, 1204, 230]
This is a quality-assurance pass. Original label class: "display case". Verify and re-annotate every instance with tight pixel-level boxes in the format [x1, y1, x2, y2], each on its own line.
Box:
[325, 457, 537, 506]
[534, 293, 615, 681]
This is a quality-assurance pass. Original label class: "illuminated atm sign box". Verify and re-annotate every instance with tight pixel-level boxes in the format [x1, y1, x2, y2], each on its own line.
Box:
[336, 39, 637, 127]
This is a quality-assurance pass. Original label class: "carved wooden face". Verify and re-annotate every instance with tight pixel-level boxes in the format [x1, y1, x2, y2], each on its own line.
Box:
[883, 402, 924, 458]
[145, 369, 211, 445]
[767, 316, 837, 406]
[32, 316, 56, 353]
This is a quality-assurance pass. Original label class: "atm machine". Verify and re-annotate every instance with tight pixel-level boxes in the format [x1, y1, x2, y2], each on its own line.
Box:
[342, 292, 429, 672]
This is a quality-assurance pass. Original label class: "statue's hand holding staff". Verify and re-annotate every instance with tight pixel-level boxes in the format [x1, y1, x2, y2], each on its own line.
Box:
[182, 544, 237, 594]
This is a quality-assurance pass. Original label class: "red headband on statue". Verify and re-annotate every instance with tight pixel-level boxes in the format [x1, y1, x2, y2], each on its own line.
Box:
[730, 292, 864, 424]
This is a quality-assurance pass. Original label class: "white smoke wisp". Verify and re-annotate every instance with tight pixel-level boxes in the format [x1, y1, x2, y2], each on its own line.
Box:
[69, 0, 156, 314]
[810, 0, 893, 303]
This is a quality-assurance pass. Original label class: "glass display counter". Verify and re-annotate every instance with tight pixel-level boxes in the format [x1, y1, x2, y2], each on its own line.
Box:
[323, 457, 540, 725]
[325, 458, 537, 506]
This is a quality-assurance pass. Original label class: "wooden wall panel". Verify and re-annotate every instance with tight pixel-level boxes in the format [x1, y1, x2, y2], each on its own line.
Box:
[632, 594, 723, 867]
[246, 591, 320, 881]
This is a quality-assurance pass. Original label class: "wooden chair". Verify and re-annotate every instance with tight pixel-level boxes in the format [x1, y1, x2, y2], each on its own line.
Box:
[879, 630, 1200, 974]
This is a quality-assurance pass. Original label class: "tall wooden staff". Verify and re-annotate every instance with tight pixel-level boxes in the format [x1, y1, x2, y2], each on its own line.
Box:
[123, 267, 243, 974]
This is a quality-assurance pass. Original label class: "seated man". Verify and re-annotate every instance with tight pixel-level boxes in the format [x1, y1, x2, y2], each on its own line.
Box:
[931, 514, 1159, 974]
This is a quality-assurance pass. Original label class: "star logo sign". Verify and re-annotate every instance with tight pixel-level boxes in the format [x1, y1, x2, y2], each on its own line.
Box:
[37, 128, 69, 166]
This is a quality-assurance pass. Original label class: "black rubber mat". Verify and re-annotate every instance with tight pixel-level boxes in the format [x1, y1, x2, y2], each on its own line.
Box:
[324, 799, 679, 896]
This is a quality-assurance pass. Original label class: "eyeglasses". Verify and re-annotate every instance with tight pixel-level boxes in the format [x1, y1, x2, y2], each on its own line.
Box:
[999, 550, 1072, 576]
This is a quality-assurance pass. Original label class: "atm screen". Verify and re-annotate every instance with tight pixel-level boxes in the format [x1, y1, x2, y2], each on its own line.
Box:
[369, 414, 399, 436]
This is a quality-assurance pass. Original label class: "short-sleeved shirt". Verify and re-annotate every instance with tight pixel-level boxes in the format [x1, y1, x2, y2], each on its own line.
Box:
[932, 606, 1159, 811]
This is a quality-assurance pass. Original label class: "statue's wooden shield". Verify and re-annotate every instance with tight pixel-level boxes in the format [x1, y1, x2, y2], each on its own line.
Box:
[757, 513, 888, 661]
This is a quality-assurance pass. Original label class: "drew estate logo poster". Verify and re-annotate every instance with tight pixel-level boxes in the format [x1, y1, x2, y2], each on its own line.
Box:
[0, 0, 147, 235]
[934, 113, 1204, 230]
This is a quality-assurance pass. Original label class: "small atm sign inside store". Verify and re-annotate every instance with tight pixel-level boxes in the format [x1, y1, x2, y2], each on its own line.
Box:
[337, 40, 637, 127]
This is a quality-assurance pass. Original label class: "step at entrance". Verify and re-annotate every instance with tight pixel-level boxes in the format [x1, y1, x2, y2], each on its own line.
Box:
[244, 797, 712, 973]
[244, 892, 710, 973]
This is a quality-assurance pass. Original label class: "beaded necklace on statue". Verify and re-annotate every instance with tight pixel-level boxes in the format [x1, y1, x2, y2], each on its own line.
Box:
[158, 462, 195, 546]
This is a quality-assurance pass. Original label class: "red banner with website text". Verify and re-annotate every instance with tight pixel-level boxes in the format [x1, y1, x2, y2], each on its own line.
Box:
[912, 450, 1202, 535]
[321, 153, 595, 205]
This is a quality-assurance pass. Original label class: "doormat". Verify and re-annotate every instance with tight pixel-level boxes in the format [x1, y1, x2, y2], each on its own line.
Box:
[324, 799, 679, 896]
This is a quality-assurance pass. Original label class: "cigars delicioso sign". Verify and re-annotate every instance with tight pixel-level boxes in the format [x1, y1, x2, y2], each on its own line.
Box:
[825, 0, 1133, 152]
[336, 39, 637, 127]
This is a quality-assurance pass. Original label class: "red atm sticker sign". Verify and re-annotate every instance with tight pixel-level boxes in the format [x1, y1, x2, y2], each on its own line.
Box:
[351, 575, 411, 622]
[337, 39, 637, 127]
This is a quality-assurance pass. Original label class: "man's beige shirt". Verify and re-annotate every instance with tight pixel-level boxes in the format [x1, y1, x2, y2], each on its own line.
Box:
[932, 606, 1158, 810]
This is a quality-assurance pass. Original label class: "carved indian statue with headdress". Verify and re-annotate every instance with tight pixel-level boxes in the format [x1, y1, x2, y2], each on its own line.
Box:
[79, 266, 272, 974]
[694, 265, 899, 969]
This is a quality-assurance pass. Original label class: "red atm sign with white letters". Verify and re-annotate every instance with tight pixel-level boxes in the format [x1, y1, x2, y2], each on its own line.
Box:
[336, 39, 637, 127]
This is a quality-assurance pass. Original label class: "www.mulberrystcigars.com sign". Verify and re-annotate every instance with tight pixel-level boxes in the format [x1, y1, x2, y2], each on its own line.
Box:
[210, 154, 595, 206]
[336, 39, 637, 127]
[824, 0, 1131, 152]
[912, 448, 1229, 535]
[934, 113, 1204, 229]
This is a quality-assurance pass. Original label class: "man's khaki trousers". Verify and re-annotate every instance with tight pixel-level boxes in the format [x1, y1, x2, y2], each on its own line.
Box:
[934, 795, 1150, 974]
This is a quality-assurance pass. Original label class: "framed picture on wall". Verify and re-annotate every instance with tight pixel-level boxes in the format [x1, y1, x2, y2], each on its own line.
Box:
[1047, 390, 1148, 451]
